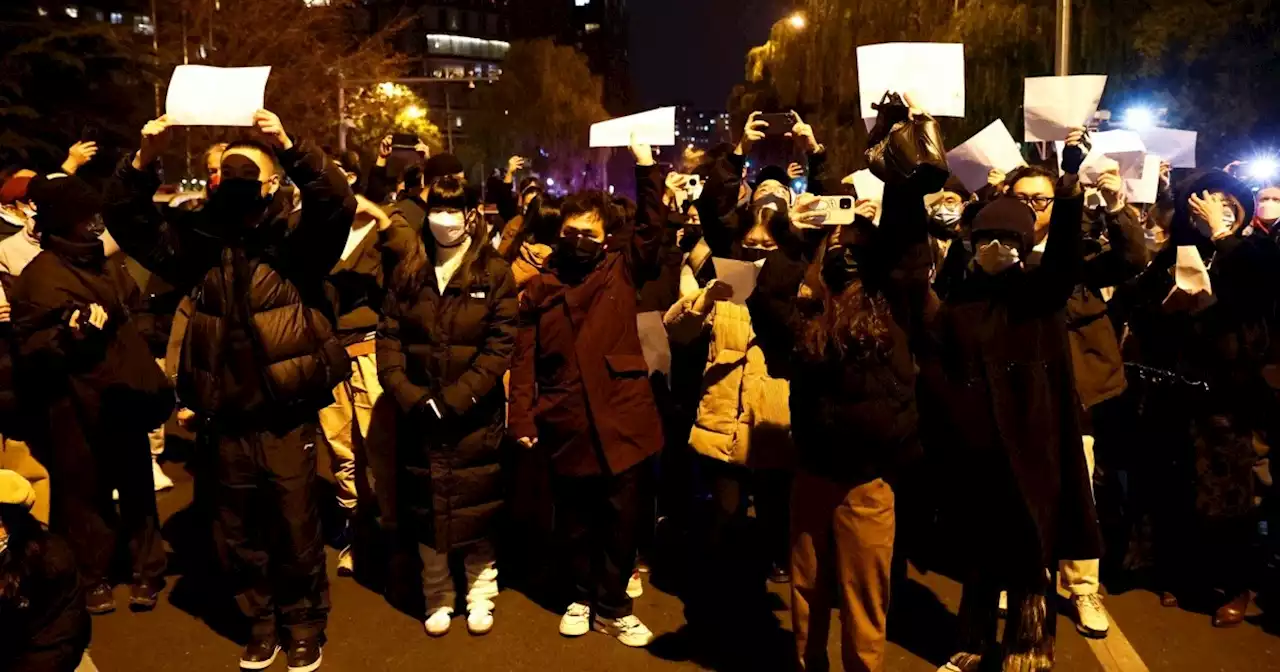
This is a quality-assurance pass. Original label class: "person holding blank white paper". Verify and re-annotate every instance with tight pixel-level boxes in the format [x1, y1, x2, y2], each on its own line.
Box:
[104, 109, 357, 672]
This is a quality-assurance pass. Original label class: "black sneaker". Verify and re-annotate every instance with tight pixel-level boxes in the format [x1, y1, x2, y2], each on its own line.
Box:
[239, 634, 281, 671]
[129, 578, 162, 611]
[86, 583, 116, 615]
[286, 638, 322, 672]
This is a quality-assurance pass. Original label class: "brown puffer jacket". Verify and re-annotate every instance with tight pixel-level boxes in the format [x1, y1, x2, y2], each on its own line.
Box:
[665, 292, 793, 469]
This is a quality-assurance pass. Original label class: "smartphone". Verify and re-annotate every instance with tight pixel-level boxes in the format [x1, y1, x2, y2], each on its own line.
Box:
[81, 123, 100, 143]
[756, 112, 797, 137]
[815, 195, 859, 226]
[391, 133, 418, 150]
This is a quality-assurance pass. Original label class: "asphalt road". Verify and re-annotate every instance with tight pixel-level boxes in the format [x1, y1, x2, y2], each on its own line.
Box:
[82, 455, 1280, 672]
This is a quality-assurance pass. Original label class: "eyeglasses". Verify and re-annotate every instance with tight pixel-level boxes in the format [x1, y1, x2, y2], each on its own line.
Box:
[1014, 194, 1055, 212]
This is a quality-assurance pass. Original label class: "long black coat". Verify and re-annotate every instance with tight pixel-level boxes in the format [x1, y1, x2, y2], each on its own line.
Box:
[377, 224, 518, 552]
[914, 186, 1101, 578]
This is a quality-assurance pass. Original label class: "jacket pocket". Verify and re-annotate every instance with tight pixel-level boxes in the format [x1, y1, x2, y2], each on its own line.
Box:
[604, 354, 649, 378]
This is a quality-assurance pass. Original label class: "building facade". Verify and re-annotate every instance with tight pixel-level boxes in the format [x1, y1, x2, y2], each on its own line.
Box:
[676, 106, 733, 151]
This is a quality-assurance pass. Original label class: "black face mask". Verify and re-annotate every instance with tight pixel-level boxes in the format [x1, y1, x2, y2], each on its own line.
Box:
[678, 226, 703, 253]
[555, 234, 604, 277]
[737, 246, 772, 263]
[822, 245, 861, 293]
[209, 178, 271, 226]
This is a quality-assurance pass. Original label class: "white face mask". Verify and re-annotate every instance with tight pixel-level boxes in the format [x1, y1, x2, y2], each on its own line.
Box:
[427, 211, 468, 247]
[1221, 207, 1237, 228]
[1259, 200, 1280, 223]
[973, 240, 1022, 275]
[930, 204, 963, 226]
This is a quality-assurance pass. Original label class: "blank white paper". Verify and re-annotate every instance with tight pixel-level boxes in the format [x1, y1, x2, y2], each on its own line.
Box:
[589, 107, 677, 148]
[1024, 75, 1108, 142]
[946, 119, 1027, 193]
[857, 43, 965, 124]
[165, 65, 272, 127]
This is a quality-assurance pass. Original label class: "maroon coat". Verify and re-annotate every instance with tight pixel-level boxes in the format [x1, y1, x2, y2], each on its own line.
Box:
[508, 165, 668, 477]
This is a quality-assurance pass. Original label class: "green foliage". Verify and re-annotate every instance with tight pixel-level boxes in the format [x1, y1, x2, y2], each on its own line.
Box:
[343, 83, 442, 155]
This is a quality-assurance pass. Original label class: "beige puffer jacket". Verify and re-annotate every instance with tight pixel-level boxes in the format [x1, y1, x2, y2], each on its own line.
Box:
[665, 290, 793, 469]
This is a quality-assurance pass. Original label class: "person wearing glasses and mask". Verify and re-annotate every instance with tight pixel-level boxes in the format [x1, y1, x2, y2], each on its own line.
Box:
[508, 140, 671, 649]
[376, 176, 517, 638]
[923, 134, 1099, 672]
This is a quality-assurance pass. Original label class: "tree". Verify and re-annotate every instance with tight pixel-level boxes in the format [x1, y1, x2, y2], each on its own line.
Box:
[343, 82, 442, 156]
[0, 7, 156, 171]
[466, 39, 610, 191]
[152, 0, 410, 172]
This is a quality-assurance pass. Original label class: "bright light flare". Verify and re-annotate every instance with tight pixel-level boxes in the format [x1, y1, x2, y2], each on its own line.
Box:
[403, 104, 426, 120]
[1247, 156, 1280, 182]
[788, 12, 806, 29]
[1122, 106, 1156, 131]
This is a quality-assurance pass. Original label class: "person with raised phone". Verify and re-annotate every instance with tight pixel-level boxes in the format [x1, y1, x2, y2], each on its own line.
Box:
[104, 109, 357, 672]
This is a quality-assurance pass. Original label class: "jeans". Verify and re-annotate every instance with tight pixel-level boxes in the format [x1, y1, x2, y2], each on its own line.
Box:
[214, 421, 329, 642]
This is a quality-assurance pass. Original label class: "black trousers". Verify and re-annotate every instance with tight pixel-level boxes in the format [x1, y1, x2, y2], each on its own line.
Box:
[554, 461, 647, 620]
[214, 421, 329, 642]
[45, 422, 165, 588]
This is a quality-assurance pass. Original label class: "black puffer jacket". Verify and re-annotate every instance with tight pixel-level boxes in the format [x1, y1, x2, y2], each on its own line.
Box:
[104, 138, 357, 433]
[376, 224, 518, 552]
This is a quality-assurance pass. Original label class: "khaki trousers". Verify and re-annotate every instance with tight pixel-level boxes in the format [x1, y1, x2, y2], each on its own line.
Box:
[0, 435, 50, 523]
[1060, 435, 1100, 596]
[318, 348, 382, 512]
[791, 469, 896, 672]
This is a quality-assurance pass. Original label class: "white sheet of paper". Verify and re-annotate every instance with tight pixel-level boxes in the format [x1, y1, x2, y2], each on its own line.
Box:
[636, 311, 672, 381]
[945, 119, 1027, 193]
[1057, 131, 1148, 183]
[711, 257, 766, 305]
[589, 107, 676, 148]
[850, 170, 885, 224]
[341, 219, 378, 262]
[165, 65, 271, 127]
[1125, 155, 1163, 204]
[1136, 128, 1197, 169]
[857, 43, 965, 124]
[1168, 245, 1216, 313]
[1023, 75, 1108, 142]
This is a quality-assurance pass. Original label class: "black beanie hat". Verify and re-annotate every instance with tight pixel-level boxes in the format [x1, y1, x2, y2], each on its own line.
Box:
[755, 164, 790, 190]
[424, 153, 466, 183]
[28, 173, 102, 238]
[970, 196, 1037, 255]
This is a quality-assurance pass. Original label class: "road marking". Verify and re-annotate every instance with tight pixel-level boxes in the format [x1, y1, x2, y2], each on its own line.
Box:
[1082, 615, 1149, 672]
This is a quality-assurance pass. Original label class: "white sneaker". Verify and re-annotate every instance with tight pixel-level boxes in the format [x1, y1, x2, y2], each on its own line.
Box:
[336, 546, 354, 577]
[1072, 593, 1111, 638]
[559, 602, 590, 637]
[152, 459, 174, 492]
[424, 607, 453, 637]
[467, 605, 494, 635]
[626, 570, 643, 598]
[593, 613, 654, 648]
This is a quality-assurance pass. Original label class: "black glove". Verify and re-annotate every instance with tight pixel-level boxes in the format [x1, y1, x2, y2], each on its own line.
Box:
[1061, 131, 1092, 175]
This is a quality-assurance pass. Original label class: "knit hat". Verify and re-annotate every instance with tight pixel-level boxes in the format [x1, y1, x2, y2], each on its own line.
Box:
[970, 197, 1037, 255]
[0, 470, 36, 511]
[0, 175, 32, 205]
[424, 153, 466, 183]
[27, 173, 102, 237]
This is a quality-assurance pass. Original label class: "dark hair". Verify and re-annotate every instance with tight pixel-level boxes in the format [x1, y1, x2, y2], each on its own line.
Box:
[0, 503, 51, 610]
[335, 150, 362, 179]
[1004, 165, 1057, 191]
[611, 194, 637, 231]
[222, 139, 281, 176]
[561, 190, 621, 235]
[391, 176, 488, 301]
[505, 195, 563, 262]
[401, 165, 425, 192]
[797, 237, 895, 362]
[519, 176, 541, 194]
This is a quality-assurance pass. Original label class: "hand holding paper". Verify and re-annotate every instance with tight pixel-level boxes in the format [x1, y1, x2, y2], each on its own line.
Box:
[857, 43, 966, 125]
[165, 65, 272, 127]
[850, 170, 885, 224]
[1164, 245, 1215, 314]
[712, 258, 766, 304]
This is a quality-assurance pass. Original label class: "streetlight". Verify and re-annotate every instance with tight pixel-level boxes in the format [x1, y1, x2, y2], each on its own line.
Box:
[788, 12, 806, 29]
[403, 104, 426, 120]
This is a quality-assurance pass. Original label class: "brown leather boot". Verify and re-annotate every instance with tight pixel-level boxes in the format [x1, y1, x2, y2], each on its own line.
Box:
[1212, 592, 1253, 628]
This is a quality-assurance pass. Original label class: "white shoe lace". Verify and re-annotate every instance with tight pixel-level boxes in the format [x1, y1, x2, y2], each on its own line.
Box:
[1077, 594, 1106, 612]
[565, 603, 589, 619]
[616, 615, 645, 632]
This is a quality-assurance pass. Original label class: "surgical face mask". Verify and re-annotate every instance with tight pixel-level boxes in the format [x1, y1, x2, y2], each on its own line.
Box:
[1259, 200, 1280, 223]
[427, 211, 468, 247]
[822, 245, 860, 293]
[555, 233, 605, 276]
[1143, 227, 1162, 252]
[973, 240, 1022, 275]
[1222, 206, 1237, 229]
[209, 177, 271, 224]
[929, 204, 963, 227]
[737, 245, 773, 263]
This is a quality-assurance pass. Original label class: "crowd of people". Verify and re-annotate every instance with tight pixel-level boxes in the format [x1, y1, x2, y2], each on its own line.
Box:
[0, 89, 1276, 672]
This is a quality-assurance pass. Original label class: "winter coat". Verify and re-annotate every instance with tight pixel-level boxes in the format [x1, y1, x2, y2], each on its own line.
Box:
[913, 182, 1101, 574]
[0, 534, 90, 672]
[508, 164, 671, 477]
[1066, 205, 1148, 411]
[103, 138, 357, 434]
[664, 295, 792, 469]
[377, 224, 518, 551]
[11, 236, 174, 442]
[511, 241, 551, 292]
[328, 223, 385, 346]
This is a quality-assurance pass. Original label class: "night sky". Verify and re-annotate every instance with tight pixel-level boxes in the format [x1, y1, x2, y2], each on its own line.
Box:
[629, 0, 791, 111]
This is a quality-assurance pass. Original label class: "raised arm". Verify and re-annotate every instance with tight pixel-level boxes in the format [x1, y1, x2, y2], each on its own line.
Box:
[622, 142, 670, 285]
[439, 264, 518, 415]
[276, 129, 359, 281]
[1015, 174, 1085, 311]
[1080, 173, 1149, 289]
